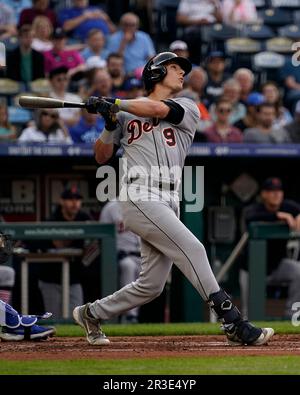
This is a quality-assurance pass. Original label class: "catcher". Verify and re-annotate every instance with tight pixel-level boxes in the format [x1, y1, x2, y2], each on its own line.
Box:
[0, 232, 55, 341]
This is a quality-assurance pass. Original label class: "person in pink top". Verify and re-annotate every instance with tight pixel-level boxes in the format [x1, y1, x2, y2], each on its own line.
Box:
[44, 27, 85, 78]
[204, 98, 243, 143]
[222, 0, 257, 26]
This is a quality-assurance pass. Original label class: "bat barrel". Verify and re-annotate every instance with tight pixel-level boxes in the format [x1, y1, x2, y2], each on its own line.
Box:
[18, 96, 85, 109]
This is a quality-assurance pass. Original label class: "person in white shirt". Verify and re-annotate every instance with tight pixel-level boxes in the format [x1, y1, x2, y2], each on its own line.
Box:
[49, 66, 82, 127]
[18, 109, 72, 143]
[176, 0, 222, 64]
[222, 0, 257, 26]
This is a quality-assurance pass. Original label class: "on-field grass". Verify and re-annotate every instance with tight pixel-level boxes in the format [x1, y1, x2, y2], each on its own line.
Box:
[56, 320, 299, 337]
[0, 356, 299, 375]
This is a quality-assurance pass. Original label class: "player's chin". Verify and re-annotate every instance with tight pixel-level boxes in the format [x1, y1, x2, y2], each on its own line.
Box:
[172, 84, 183, 94]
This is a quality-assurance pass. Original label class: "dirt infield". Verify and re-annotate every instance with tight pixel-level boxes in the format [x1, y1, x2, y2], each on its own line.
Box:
[0, 334, 299, 360]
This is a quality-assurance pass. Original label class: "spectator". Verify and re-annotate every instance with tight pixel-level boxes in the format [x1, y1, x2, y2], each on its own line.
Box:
[48, 66, 82, 128]
[100, 199, 141, 323]
[169, 40, 190, 60]
[234, 92, 265, 132]
[69, 109, 105, 143]
[18, 108, 72, 143]
[185, 67, 211, 130]
[19, 0, 57, 29]
[38, 185, 91, 318]
[44, 27, 85, 79]
[244, 103, 291, 143]
[58, 0, 116, 41]
[0, 3, 17, 40]
[0, 102, 17, 141]
[86, 68, 113, 98]
[105, 12, 156, 75]
[204, 51, 229, 106]
[123, 77, 144, 99]
[80, 28, 107, 62]
[31, 15, 54, 53]
[5, 0, 32, 22]
[280, 56, 300, 113]
[6, 24, 45, 84]
[210, 78, 246, 124]
[261, 81, 292, 129]
[241, 177, 300, 318]
[233, 68, 255, 104]
[106, 53, 128, 98]
[204, 98, 243, 142]
[222, 0, 257, 26]
[285, 100, 300, 143]
[176, 0, 222, 63]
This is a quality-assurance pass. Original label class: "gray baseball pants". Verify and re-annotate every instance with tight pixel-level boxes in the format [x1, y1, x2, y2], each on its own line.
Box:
[90, 194, 219, 320]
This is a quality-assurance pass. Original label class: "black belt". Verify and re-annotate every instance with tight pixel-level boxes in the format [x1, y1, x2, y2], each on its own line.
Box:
[118, 250, 141, 259]
[128, 177, 177, 191]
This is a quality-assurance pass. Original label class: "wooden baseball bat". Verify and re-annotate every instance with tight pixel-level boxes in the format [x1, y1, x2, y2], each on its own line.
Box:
[19, 96, 86, 109]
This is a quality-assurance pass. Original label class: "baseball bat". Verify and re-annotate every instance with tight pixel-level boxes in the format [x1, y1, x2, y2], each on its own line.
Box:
[19, 96, 86, 109]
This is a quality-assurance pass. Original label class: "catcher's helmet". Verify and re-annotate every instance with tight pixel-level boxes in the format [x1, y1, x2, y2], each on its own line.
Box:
[142, 52, 192, 92]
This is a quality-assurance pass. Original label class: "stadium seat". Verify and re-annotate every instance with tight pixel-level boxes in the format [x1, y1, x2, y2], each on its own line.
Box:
[278, 24, 300, 38]
[242, 24, 275, 40]
[271, 0, 300, 9]
[205, 24, 240, 41]
[226, 38, 262, 70]
[0, 79, 21, 95]
[29, 79, 51, 95]
[253, 0, 267, 9]
[253, 51, 285, 83]
[226, 37, 261, 53]
[266, 37, 294, 53]
[257, 8, 294, 26]
[8, 106, 32, 125]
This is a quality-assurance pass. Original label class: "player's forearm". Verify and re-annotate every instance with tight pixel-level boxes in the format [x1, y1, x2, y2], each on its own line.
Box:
[116, 98, 169, 118]
[94, 134, 114, 164]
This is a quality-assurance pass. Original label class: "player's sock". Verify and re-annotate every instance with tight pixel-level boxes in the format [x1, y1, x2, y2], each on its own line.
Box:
[208, 288, 241, 325]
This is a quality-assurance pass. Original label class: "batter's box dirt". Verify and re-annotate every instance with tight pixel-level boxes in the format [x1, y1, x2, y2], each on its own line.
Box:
[0, 335, 299, 360]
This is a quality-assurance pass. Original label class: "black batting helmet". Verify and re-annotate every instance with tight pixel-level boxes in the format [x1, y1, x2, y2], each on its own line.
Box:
[142, 52, 192, 92]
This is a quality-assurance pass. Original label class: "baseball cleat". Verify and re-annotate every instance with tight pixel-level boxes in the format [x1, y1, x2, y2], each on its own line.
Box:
[223, 321, 274, 346]
[0, 324, 55, 341]
[73, 303, 110, 346]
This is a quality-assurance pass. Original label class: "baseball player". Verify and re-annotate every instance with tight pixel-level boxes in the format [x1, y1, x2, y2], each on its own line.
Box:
[73, 52, 274, 346]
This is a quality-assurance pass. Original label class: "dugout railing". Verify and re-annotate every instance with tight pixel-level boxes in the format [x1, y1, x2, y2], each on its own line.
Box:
[0, 222, 117, 321]
[248, 222, 300, 320]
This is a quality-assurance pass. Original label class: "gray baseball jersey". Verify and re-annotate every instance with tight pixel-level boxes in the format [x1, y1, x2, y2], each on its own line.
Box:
[113, 97, 199, 185]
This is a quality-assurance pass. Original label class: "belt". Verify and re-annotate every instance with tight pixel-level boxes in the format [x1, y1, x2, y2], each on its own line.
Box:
[118, 250, 141, 259]
[128, 176, 178, 191]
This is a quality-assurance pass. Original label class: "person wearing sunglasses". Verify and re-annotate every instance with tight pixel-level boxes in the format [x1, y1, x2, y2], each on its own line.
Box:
[204, 98, 243, 143]
[18, 108, 72, 143]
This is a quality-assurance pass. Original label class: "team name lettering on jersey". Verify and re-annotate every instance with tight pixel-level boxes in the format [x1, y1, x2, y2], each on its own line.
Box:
[127, 119, 176, 147]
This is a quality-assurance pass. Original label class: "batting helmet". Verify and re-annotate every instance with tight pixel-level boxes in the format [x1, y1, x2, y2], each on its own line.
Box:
[142, 52, 192, 92]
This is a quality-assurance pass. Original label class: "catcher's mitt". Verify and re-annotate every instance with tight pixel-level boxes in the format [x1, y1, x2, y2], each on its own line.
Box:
[0, 232, 13, 264]
[85, 96, 120, 131]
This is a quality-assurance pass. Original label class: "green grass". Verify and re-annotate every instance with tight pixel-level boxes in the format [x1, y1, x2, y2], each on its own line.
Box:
[0, 356, 299, 375]
[55, 320, 299, 337]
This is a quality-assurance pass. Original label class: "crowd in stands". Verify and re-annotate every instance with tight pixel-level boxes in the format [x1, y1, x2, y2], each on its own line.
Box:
[1, 0, 300, 144]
